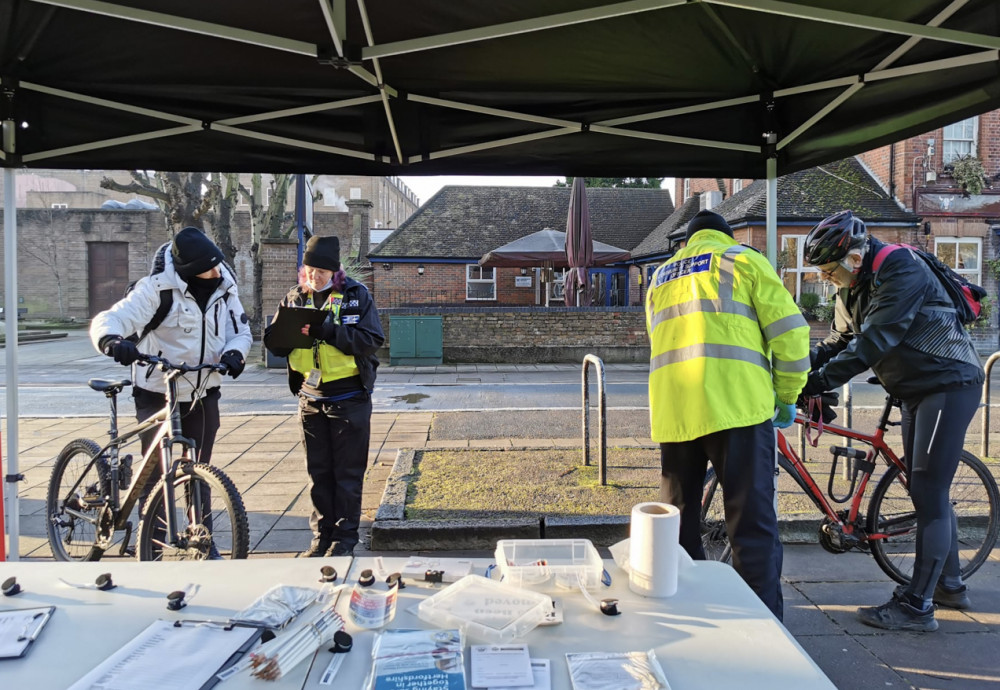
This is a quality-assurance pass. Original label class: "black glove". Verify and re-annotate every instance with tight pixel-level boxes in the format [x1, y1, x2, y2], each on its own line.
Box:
[801, 370, 829, 398]
[219, 350, 245, 379]
[307, 318, 335, 341]
[797, 390, 839, 424]
[103, 337, 140, 366]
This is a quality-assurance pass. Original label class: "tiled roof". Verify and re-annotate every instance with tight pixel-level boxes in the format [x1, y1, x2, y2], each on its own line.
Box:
[369, 186, 674, 259]
[631, 157, 919, 259]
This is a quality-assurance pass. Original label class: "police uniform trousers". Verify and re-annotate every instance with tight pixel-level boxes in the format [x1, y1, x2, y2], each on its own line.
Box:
[299, 391, 372, 549]
[659, 419, 783, 620]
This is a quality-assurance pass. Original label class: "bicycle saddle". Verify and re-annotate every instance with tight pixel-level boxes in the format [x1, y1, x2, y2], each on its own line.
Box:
[88, 378, 132, 395]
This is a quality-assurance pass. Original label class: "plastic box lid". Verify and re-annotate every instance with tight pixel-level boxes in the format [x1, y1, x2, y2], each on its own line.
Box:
[495, 539, 604, 591]
[416, 574, 551, 644]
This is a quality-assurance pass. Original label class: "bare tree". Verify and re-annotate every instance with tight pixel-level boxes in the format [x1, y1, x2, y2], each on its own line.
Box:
[21, 229, 67, 317]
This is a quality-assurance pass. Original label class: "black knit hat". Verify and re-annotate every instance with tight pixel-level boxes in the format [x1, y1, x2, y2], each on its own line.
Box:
[302, 235, 341, 271]
[172, 227, 225, 279]
[685, 210, 733, 240]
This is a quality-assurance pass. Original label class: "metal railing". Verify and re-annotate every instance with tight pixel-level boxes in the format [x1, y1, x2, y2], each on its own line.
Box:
[581, 354, 608, 485]
[981, 351, 1000, 458]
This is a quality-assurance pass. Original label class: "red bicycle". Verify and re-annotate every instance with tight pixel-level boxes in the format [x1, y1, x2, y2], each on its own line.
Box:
[701, 383, 1000, 584]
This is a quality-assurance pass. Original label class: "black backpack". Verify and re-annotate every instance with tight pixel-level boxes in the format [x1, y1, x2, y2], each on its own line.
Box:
[873, 243, 986, 325]
[123, 243, 172, 344]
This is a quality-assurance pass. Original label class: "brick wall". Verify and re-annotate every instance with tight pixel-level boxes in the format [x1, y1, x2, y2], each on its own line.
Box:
[1, 204, 368, 321]
[380, 307, 650, 363]
[0, 209, 170, 318]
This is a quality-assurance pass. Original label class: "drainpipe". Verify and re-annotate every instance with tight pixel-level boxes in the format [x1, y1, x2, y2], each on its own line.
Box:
[888, 143, 896, 202]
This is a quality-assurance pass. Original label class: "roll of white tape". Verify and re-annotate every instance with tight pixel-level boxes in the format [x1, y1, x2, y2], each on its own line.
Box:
[628, 502, 681, 598]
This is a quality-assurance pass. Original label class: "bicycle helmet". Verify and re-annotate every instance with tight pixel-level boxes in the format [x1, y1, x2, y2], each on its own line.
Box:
[803, 210, 868, 265]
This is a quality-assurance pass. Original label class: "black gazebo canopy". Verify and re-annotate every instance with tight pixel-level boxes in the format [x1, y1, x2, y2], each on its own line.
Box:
[2, 0, 999, 179]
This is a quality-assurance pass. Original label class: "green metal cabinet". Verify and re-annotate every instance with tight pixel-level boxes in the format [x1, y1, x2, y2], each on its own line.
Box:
[390, 315, 442, 365]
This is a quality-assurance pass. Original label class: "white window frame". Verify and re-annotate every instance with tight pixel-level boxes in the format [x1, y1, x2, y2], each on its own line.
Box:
[935, 236, 982, 285]
[349, 187, 362, 200]
[323, 186, 337, 206]
[943, 116, 978, 164]
[264, 187, 272, 208]
[782, 234, 834, 303]
[732, 178, 743, 194]
[682, 178, 691, 201]
[466, 265, 496, 301]
[51, 203, 68, 209]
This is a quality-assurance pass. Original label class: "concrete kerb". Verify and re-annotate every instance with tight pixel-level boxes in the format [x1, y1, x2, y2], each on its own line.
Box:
[371, 446, 827, 551]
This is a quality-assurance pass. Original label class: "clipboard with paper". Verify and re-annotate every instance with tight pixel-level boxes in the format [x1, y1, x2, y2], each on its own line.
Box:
[66, 619, 261, 690]
[0, 605, 55, 659]
[268, 306, 329, 350]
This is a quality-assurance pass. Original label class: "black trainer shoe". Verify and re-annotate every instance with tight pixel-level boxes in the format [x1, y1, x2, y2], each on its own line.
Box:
[300, 538, 333, 558]
[330, 543, 355, 557]
[858, 591, 938, 632]
[933, 583, 971, 610]
[207, 544, 224, 561]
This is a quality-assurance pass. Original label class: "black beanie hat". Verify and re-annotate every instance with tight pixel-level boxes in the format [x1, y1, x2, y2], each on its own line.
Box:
[685, 210, 733, 240]
[172, 227, 225, 279]
[303, 235, 341, 271]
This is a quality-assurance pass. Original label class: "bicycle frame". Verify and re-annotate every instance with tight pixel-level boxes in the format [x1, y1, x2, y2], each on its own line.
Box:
[60, 363, 207, 551]
[775, 399, 913, 546]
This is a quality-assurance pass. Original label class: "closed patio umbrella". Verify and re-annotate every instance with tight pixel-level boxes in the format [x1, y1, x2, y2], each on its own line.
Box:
[564, 177, 593, 307]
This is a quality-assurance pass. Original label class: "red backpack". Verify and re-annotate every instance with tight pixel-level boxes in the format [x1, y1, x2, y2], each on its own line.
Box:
[872, 244, 985, 325]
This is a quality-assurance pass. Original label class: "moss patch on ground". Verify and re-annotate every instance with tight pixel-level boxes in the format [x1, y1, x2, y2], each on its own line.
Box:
[405, 448, 660, 521]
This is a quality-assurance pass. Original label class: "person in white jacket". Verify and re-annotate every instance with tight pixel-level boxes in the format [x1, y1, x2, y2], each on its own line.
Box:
[90, 227, 252, 556]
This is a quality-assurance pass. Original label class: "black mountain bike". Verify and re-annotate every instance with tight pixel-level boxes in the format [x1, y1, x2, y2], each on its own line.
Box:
[46, 355, 250, 561]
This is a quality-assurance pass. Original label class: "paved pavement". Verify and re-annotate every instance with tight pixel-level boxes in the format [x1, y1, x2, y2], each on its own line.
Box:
[3, 336, 1000, 689]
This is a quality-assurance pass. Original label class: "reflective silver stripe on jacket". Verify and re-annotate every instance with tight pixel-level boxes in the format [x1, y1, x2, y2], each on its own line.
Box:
[762, 312, 809, 342]
[649, 245, 757, 331]
[771, 354, 811, 372]
[650, 342, 770, 374]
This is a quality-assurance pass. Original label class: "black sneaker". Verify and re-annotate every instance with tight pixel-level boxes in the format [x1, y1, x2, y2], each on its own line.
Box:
[300, 538, 333, 558]
[858, 591, 938, 632]
[330, 543, 355, 557]
[933, 583, 971, 610]
[207, 544, 224, 561]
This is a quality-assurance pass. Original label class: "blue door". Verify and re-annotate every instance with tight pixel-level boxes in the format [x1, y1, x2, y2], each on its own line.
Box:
[588, 268, 629, 307]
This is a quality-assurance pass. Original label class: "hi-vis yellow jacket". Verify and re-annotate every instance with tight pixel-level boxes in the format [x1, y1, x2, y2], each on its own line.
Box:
[646, 230, 810, 443]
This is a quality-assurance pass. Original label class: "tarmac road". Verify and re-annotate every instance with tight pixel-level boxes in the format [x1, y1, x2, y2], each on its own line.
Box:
[2, 330, 918, 418]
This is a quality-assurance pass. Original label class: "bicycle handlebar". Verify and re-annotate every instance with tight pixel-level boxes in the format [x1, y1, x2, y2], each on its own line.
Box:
[136, 354, 230, 376]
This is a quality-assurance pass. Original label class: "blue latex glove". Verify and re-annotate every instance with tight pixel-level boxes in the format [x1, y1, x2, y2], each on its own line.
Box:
[773, 397, 797, 429]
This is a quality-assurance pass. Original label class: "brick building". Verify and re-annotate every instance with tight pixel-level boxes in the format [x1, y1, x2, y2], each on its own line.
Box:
[368, 186, 673, 309]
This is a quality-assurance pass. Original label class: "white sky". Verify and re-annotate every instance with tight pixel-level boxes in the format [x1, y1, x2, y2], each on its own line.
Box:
[399, 175, 674, 207]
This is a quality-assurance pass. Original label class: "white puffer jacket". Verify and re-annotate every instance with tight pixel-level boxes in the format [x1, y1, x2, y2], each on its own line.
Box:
[90, 248, 252, 400]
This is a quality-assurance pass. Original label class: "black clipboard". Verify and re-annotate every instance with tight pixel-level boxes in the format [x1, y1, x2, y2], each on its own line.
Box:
[0, 605, 55, 660]
[267, 306, 329, 350]
[194, 621, 263, 690]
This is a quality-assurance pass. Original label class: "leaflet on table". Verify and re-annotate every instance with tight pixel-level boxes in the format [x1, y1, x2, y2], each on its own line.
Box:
[565, 650, 670, 690]
[486, 659, 551, 690]
[470, 643, 533, 687]
[368, 628, 466, 690]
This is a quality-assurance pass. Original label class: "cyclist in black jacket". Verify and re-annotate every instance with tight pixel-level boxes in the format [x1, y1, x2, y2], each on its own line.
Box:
[802, 210, 984, 632]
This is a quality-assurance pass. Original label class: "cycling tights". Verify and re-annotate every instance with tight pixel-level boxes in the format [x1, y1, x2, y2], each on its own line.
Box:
[899, 384, 982, 604]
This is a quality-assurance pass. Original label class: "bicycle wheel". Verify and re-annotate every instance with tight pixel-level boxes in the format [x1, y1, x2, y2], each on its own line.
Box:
[701, 467, 733, 564]
[867, 450, 1000, 586]
[46, 439, 108, 561]
[136, 463, 249, 561]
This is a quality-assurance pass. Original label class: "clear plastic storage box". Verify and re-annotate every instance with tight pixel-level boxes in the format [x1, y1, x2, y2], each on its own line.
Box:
[416, 574, 551, 644]
[495, 538, 604, 591]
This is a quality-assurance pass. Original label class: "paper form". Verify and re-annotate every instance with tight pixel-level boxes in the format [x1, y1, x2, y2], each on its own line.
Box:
[67, 620, 257, 690]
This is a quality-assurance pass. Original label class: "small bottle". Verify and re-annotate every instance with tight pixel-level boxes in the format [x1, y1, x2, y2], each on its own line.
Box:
[348, 569, 399, 629]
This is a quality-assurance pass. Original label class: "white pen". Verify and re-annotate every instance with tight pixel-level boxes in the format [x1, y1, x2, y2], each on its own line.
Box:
[17, 610, 50, 643]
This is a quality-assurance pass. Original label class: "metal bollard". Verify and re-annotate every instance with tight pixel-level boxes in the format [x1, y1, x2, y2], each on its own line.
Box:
[581, 355, 608, 486]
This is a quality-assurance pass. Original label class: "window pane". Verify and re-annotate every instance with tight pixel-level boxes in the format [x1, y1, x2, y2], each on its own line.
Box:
[481, 266, 494, 279]
[937, 242, 957, 269]
[958, 242, 979, 271]
[467, 282, 495, 300]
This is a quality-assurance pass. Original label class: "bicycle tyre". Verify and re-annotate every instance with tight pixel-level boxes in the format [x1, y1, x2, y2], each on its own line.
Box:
[701, 467, 733, 564]
[136, 463, 250, 561]
[867, 450, 1000, 586]
[46, 439, 107, 562]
